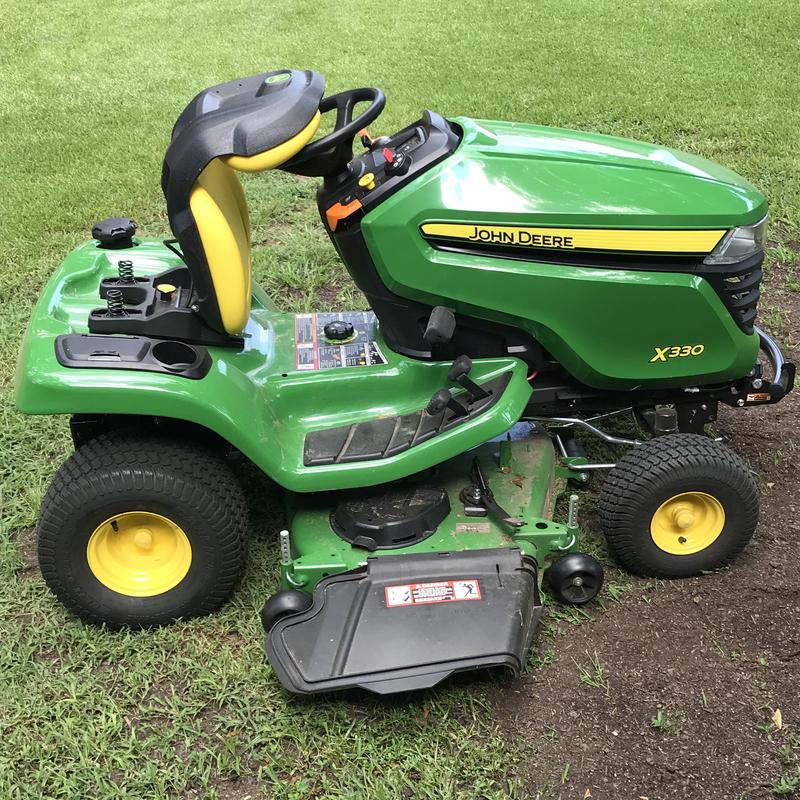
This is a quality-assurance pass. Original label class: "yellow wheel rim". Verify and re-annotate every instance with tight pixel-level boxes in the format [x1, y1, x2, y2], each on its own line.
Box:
[86, 512, 192, 597]
[650, 491, 726, 555]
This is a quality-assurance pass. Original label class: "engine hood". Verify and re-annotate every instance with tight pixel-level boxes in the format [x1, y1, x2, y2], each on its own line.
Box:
[430, 117, 767, 230]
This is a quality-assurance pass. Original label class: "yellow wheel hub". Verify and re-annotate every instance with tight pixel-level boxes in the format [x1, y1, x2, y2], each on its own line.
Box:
[650, 492, 725, 555]
[86, 511, 192, 597]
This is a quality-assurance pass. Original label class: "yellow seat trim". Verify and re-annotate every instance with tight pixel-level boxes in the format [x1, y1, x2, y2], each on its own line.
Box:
[189, 111, 321, 334]
[223, 111, 321, 172]
[190, 159, 252, 334]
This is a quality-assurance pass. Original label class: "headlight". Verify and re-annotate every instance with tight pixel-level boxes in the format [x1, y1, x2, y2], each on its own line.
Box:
[703, 216, 767, 265]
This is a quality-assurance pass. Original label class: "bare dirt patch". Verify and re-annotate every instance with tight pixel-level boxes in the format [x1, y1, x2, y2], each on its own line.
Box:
[11, 526, 38, 579]
[494, 283, 800, 798]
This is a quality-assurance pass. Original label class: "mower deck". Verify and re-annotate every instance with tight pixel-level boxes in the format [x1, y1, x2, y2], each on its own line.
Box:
[264, 430, 575, 693]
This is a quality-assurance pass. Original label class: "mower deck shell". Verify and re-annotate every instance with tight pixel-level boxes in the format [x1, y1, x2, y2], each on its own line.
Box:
[282, 428, 572, 593]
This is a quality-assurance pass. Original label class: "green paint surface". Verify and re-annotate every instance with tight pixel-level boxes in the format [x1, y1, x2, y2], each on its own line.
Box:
[15, 239, 531, 492]
[284, 429, 574, 592]
[361, 117, 762, 389]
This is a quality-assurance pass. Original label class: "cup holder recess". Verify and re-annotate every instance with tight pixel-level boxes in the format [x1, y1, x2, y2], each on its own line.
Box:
[55, 334, 212, 380]
[152, 340, 199, 369]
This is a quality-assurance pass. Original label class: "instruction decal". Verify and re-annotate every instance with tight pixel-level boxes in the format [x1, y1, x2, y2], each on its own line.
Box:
[294, 311, 387, 371]
[384, 579, 482, 608]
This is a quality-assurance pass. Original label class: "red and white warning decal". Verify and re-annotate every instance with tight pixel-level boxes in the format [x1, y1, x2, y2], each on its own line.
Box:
[384, 579, 482, 608]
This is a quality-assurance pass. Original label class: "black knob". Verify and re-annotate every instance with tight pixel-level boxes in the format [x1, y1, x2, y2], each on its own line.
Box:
[426, 388, 452, 415]
[386, 150, 410, 176]
[92, 217, 136, 249]
[323, 320, 355, 341]
[448, 354, 473, 381]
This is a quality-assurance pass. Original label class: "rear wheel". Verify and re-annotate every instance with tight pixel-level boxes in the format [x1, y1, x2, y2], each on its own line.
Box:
[599, 434, 758, 578]
[37, 432, 249, 627]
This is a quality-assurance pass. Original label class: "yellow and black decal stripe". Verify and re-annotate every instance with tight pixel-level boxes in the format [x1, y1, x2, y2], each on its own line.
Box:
[420, 223, 726, 255]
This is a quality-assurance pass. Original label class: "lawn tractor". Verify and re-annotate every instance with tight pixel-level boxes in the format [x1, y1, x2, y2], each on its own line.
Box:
[17, 69, 794, 695]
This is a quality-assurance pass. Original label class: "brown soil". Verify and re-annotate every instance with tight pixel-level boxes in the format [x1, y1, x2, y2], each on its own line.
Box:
[494, 275, 800, 798]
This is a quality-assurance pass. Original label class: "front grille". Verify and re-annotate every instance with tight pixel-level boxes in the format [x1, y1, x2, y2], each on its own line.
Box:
[700, 255, 763, 335]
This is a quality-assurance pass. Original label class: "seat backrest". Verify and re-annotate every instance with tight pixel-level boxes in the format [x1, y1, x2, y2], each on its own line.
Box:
[187, 111, 321, 334]
[189, 159, 252, 335]
[162, 70, 325, 337]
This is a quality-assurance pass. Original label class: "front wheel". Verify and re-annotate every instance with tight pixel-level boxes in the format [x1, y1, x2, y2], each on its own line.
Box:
[37, 432, 249, 627]
[599, 434, 758, 578]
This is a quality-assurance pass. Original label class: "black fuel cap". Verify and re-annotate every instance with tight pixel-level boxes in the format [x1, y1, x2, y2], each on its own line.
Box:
[92, 217, 137, 249]
[323, 320, 355, 341]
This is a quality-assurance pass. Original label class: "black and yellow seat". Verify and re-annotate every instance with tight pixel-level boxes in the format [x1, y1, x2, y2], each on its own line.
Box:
[161, 69, 325, 337]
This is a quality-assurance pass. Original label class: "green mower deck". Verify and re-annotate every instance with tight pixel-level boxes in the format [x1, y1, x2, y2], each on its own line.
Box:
[266, 430, 578, 694]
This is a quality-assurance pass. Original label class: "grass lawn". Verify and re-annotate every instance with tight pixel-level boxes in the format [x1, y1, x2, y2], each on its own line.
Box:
[2, 1, 799, 797]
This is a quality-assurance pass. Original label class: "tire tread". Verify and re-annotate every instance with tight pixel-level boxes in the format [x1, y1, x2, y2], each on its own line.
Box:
[37, 431, 249, 627]
[599, 434, 758, 577]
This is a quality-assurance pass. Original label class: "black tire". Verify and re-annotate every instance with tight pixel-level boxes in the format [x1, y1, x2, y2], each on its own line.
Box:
[260, 590, 312, 632]
[37, 432, 249, 627]
[599, 434, 758, 578]
[544, 552, 604, 605]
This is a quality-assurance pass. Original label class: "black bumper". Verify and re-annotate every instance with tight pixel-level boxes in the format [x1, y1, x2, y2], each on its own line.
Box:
[753, 326, 795, 404]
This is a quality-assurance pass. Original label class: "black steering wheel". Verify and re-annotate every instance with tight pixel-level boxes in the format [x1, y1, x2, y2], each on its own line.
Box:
[283, 87, 385, 179]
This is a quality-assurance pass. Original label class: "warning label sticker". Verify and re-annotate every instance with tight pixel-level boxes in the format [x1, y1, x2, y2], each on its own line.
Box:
[294, 311, 387, 371]
[384, 579, 482, 608]
[455, 522, 491, 534]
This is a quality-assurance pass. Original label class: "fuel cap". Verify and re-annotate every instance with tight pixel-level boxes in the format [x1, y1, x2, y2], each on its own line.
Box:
[323, 320, 355, 341]
[92, 217, 137, 249]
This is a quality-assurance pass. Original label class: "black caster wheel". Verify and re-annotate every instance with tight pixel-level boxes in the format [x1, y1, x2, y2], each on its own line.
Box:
[261, 589, 312, 632]
[599, 433, 758, 578]
[544, 552, 604, 605]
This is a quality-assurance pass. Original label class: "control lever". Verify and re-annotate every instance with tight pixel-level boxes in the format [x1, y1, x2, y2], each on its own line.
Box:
[423, 306, 456, 346]
[426, 388, 468, 417]
[358, 128, 390, 150]
[460, 458, 525, 529]
[448, 355, 490, 401]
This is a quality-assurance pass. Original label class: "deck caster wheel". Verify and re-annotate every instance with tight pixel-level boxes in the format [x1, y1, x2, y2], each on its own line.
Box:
[261, 590, 312, 632]
[599, 433, 759, 578]
[544, 552, 604, 605]
[37, 432, 249, 628]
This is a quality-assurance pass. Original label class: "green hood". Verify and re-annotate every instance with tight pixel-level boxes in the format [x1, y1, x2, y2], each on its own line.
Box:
[443, 117, 767, 229]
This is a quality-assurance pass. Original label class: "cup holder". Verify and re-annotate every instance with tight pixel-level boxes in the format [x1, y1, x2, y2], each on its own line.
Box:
[56, 334, 211, 379]
[151, 340, 198, 370]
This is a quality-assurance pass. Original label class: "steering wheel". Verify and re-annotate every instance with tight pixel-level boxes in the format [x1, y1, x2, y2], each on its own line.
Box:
[284, 87, 385, 178]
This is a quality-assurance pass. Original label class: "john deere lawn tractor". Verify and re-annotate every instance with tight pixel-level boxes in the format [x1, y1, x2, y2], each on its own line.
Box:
[17, 70, 794, 694]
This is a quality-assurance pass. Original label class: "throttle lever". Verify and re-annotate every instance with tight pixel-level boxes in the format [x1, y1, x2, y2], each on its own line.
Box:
[426, 388, 468, 417]
[448, 355, 490, 401]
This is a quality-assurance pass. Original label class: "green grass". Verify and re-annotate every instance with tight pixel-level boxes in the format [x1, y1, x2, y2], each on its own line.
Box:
[2, 0, 800, 797]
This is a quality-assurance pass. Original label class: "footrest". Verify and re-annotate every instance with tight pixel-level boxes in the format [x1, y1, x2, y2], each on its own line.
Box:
[303, 371, 512, 466]
[265, 547, 542, 695]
